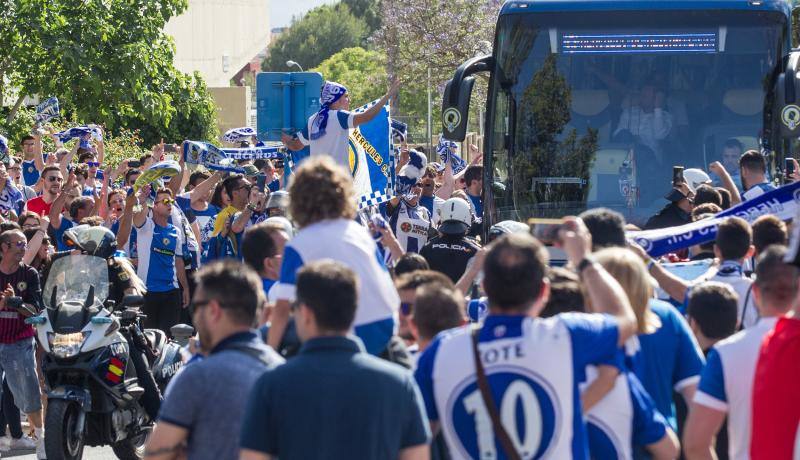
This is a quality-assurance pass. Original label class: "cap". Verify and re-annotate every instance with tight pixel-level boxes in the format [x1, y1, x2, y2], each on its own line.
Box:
[438, 198, 472, 235]
[665, 188, 689, 202]
[241, 164, 259, 177]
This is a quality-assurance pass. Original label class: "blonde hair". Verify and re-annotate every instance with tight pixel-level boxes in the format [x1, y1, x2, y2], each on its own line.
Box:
[288, 156, 356, 228]
[594, 247, 654, 334]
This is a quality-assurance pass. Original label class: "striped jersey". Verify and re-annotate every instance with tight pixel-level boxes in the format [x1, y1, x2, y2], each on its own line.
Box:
[386, 200, 431, 254]
[135, 217, 184, 292]
[0, 265, 41, 344]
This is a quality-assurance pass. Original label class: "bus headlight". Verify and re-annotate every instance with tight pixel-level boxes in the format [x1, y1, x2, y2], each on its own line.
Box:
[48, 332, 89, 358]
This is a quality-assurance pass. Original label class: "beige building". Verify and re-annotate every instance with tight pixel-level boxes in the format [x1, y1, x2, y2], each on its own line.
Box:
[165, 0, 270, 88]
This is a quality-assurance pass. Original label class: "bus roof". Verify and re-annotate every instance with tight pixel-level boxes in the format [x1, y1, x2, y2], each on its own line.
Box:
[500, 0, 791, 17]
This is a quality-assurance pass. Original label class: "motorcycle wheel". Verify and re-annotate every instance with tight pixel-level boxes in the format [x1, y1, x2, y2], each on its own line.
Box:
[45, 399, 85, 460]
[111, 427, 150, 460]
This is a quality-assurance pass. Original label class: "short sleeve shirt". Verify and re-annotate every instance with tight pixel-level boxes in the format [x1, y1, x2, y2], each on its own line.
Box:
[297, 109, 355, 172]
[25, 196, 52, 217]
[134, 217, 183, 292]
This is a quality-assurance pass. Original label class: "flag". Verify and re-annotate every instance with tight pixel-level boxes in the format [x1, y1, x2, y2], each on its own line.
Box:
[35, 97, 60, 124]
[349, 100, 394, 209]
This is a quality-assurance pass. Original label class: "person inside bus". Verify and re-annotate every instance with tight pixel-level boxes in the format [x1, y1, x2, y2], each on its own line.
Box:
[712, 138, 744, 193]
[613, 84, 674, 161]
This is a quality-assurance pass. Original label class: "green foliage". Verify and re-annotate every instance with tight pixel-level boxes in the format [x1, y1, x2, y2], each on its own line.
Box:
[313, 47, 387, 107]
[0, 0, 216, 148]
[341, 0, 382, 34]
[262, 4, 368, 72]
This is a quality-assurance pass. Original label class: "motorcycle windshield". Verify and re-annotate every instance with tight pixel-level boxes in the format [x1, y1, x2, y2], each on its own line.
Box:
[43, 255, 110, 310]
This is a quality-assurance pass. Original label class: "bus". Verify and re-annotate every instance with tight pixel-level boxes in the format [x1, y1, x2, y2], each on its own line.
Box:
[442, 0, 800, 233]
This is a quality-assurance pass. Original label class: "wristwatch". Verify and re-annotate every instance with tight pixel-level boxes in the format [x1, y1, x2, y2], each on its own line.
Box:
[246, 203, 257, 212]
[577, 255, 597, 275]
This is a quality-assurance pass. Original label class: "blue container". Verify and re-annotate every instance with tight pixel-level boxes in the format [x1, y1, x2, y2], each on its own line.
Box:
[256, 72, 324, 142]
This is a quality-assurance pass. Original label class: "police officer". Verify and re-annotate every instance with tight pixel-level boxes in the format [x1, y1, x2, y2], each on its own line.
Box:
[419, 198, 481, 283]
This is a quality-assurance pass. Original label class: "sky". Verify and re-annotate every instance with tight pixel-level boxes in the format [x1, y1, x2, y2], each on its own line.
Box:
[271, 0, 335, 29]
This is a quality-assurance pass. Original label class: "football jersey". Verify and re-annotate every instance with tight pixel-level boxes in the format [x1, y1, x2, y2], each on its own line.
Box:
[741, 182, 775, 201]
[695, 317, 778, 460]
[275, 218, 399, 355]
[297, 110, 355, 172]
[176, 194, 220, 263]
[690, 261, 757, 329]
[135, 217, 184, 292]
[0, 181, 24, 216]
[21, 159, 40, 187]
[387, 200, 431, 254]
[583, 367, 668, 459]
[625, 299, 704, 429]
[419, 195, 445, 226]
[415, 313, 620, 459]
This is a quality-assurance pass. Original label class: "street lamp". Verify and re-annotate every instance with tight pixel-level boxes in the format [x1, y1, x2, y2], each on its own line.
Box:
[286, 60, 304, 72]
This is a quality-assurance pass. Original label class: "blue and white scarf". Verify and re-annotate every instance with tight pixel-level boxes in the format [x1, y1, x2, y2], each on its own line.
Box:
[35, 97, 60, 124]
[396, 150, 427, 199]
[391, 119, 408, 144]
[222, 127, 257, 144]
[0, 135, 7, 155]
[630, 180, 800, 257]
[56, 125, 102, 149]
[310, 81, 348, 141]
[437, 138, 467, 174]
[183, 141, 285, 173]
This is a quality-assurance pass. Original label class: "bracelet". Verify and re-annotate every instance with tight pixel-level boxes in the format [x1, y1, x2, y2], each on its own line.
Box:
[647, 259, 656, 271]
[246, 203, 257, 212]
[577, 256, 597, 274]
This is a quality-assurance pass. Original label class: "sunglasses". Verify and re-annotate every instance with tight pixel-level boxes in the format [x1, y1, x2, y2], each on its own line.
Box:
[236, 184, 252, 192]
[46, 176, 63, 183]
[6, 241, 26, 249]
[86, 162, 100, 167]
[400, 302, 413, 316]
[189, 299, 211, 316]
[157, 198, 176, 205]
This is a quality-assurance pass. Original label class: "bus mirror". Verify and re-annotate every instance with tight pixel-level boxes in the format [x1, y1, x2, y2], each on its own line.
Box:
[442, 77, 476, 141]
[774, 51, 800, 139]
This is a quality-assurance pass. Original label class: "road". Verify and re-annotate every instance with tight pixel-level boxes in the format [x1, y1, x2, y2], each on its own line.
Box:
[4, 445, 117, 459]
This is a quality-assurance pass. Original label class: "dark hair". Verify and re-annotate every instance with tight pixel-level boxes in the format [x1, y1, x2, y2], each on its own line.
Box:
[124, 169, 141, 186]
[211, 182, 226, 208]
[296, 260, 359, 332]
[752, 215, 788, 254]
[395, 270, 454, 293]
[0, 222, 21, 234]
[540, 267, 584, 318]
[722, 138, 744, 154]
[464, 165, 483, 187]
[394, 253, 430, 277]
[483, 234, 548, 312]
[716, 187, 731, 210]
[0, 230, 25, 249]
[155, 188, 173, 200]
[139, 153, 154, 164]
[754, 245, 799, 306]
[687, 282, 738, 340]
[79, 216, 104, 227]
[194, 260, 264, 326]
[241, 223, 284, 272]
[715, 217, 751, 261]
[19, 135, 35, 145]
[691, 203, 722, 220]
[17, 211, 40, 228]
[68, 196, 93, 219]
[188, 171, 210, 188]
[693, 184, 722, 208]
[739, 150, 766, 174]
[73, 163, 89, 180]
[692, 212, 718, 252]
[41, 165, 60, 180]
[579, 208, 626, 250]
[222, 174, 246, 200]
[413, 286, 464, 340]
[78, 152, 96, 164]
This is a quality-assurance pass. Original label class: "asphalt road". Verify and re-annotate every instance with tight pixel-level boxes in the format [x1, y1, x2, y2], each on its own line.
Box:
[4, 445, 117, 459]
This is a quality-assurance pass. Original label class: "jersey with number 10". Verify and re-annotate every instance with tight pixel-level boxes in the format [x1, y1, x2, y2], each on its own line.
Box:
[415, 313, 620, 459]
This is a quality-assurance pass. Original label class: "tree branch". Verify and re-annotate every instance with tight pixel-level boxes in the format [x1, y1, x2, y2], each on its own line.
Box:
[6, 93, 26, 123]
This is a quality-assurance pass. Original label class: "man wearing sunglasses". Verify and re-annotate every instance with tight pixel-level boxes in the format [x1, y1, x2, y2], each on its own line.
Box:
[208, 175, 252, 261]
[211, 174, 251, 238]
[78, 151, 102, 195]
[25, 165, 63, 217]
[133, 185, 190, 335]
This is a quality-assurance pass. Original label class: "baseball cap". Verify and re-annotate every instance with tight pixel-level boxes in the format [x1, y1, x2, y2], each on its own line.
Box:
[438, 198, 472, 235]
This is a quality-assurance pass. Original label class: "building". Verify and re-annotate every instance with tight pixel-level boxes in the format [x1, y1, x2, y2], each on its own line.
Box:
[165, 0, 270, 88]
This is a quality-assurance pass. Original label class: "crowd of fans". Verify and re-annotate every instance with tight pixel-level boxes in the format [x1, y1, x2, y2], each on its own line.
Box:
[0, 83, 798, 460]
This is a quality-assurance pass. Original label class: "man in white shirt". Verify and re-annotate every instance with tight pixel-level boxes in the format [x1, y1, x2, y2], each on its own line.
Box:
[683, 245, 797, 460]
[281, 80, 400, 172]
[614, 84, 673, 159]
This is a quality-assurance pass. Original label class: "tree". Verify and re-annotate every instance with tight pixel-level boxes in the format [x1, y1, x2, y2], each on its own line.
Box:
[262, 4, 368, 73]
[375, 0, 501, 134]
[0, 0, 217, 146]
[341, 0, 382, 35]
[313, 47, 388, 108]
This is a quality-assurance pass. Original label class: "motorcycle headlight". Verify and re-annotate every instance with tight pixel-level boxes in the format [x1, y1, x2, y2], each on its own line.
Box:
[48, 332, 90, 358]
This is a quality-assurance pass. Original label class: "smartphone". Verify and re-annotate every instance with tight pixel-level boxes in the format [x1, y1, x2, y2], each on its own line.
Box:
[96, 170, 104, 180]
[256, 174, 267, 193]
[528, 218, 564, 245]
[274, 159, 284, 169]
[786, 157, 796, 177]
[672, 166, 685, 187]
[128, 160, 141, 168]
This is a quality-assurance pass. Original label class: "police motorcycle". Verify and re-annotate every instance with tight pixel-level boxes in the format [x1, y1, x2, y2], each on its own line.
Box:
[25, 226, 185, 460]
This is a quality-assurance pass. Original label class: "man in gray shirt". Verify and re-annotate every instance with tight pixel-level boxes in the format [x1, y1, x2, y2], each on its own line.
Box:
[145, 260, 283, 460]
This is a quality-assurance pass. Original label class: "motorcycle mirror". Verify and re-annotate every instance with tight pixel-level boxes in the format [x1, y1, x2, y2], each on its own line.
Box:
[121, 294, 144, 307]
[50, 285, 57, 309]
[171, 323, 195, 344]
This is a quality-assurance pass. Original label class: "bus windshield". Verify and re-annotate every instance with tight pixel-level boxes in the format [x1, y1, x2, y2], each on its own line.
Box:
[489, 9, 786, 227]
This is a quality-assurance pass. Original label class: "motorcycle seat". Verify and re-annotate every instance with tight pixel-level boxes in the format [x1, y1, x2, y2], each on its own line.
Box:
[143, 329, 168, 354]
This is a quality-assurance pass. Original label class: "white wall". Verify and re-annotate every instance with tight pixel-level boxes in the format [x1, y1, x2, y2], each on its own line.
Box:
[165, 0, 270, 87]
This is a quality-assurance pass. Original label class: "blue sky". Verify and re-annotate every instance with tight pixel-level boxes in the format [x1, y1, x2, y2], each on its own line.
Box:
[271, 0, 336, 28]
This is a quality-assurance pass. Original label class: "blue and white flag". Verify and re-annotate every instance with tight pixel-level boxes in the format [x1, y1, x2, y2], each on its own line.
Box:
[350, 100, 393, 209]
[222, 127, 257, 144]
[629, 180, 800, 257]
[56, 125, 102, 148]
[391, 119, 407, 144]
[35, 97, 60, 124]
[222, 145, 283, 161]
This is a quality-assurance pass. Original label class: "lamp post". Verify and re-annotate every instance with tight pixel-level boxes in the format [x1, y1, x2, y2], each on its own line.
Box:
[286, 60, 304, 72]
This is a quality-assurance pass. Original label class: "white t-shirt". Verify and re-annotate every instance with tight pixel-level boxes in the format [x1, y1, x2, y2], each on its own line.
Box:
[691, 261, 758, 329]
[298, 109, 355, 172]
[694, 317, 779, 460]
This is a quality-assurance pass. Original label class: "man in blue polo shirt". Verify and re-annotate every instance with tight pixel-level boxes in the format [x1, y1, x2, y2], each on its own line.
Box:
[241, 260, 429, 460]
[739, 150, 775, 201]
[133, 185, 190, 334]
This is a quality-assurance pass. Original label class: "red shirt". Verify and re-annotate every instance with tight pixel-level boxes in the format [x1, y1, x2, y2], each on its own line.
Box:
[751, 317, 800, 459]
[0, 265, 41, 344]
[25, 196, 52, 217]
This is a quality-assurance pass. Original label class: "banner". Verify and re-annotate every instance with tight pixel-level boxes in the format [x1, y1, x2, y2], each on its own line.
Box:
[183, 141, 284, 173]
[55, 125, 102, 146]
[349, 100, 393, 209]
[629, 180, 800, 257]
[35, 97, 60, 124]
